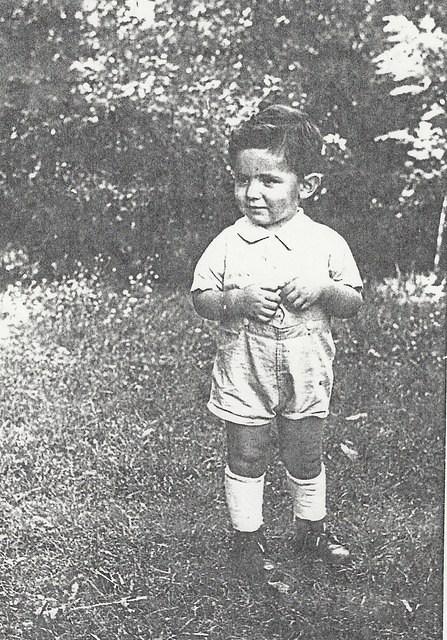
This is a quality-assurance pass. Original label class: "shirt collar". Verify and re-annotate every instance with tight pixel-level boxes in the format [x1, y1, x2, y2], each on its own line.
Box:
[235, 209, 309, 250]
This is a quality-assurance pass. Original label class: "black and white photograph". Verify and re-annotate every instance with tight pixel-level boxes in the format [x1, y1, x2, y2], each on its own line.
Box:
[0, 1, 444, 638]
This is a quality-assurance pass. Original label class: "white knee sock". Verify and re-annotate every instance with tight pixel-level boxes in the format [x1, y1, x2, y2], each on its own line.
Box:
[224, 465, 265, 532]
[286, 464, 327, 521]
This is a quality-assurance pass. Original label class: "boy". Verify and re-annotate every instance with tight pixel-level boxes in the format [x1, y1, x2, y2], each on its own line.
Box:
[191, 104, 363, 580]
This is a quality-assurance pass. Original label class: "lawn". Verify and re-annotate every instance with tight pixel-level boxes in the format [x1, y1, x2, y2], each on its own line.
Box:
[0, 270, 444, 640]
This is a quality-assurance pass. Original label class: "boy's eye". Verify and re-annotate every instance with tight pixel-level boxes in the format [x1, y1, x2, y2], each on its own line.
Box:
[262, 177, 280, 186]
[234, 175, 281, 186]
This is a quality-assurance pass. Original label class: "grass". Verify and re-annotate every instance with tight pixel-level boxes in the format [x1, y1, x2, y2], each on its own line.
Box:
[0, 269, 444, 640]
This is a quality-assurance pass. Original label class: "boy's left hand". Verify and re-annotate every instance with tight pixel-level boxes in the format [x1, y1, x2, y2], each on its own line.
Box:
[280, 274, 331, 311]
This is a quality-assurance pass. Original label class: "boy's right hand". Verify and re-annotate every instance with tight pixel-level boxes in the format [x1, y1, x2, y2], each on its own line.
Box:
[238, 285, 281, 323]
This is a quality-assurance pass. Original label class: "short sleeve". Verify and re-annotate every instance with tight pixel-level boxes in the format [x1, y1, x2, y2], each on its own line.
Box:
[328, 232, 363, 290]
[191, 231, 228, 292]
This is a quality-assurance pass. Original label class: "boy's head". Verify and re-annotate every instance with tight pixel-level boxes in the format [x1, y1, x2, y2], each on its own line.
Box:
[228, 104, 323, 181]
[229, 105, 324, 227]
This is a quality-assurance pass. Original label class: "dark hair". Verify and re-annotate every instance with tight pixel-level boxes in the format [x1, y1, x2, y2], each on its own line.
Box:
[228, 104, 323, 179]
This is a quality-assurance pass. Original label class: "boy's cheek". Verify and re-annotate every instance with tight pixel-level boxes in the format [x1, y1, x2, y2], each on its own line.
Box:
[234, 187, 245, 203]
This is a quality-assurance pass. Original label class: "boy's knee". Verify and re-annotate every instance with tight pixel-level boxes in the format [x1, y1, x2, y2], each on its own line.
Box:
[226, 421, 270, 477]
[278, 416, 323, 479]
[285, 454, 321, 480]
[227, 447, 268, 478]
[279, 438, 322, 478]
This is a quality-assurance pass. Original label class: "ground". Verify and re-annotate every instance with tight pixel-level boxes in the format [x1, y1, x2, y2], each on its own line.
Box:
[0, 271, 444, 640]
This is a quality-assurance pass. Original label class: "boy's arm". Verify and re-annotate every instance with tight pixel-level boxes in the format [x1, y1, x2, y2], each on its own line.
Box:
[280, 229, 363, 318]
[325, 230, 363, 317]
[192, 289, 243, 321]
[192, 286, 282, 323]
[280, 275, 363, 318]
[320, 281, 363, 318]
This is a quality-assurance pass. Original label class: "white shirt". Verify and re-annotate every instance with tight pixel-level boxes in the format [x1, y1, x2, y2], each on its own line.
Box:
[191, 210, 362, 327]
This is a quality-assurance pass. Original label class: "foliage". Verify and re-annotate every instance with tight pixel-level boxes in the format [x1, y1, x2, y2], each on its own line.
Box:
[0, 1, 446, 282]
[374, 11, 447, 265]
[0, 274, 444, 638]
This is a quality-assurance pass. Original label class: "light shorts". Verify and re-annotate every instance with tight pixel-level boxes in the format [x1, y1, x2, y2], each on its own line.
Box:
[207, 318, 336, 426]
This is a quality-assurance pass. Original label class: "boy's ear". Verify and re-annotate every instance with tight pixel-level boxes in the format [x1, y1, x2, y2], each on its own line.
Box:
[299, 173, 322, 199]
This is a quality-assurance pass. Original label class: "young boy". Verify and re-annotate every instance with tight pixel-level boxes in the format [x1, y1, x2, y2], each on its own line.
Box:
[191, 104, 363, 580]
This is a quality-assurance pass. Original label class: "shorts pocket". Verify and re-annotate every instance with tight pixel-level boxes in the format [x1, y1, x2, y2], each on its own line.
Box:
[283, 332, 334, 416]
[311, 329, 336, 361]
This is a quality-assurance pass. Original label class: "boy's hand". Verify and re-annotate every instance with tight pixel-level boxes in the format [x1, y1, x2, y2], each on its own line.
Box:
[238, 284, 281, 323]
[280, 274, 331, 311]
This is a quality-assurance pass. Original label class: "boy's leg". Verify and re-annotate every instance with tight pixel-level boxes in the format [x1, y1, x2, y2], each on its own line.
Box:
[225, 421, 271, 579]
[225, 421, 271, 531]
[278, 415, 323, 481]
[278, 416, 349, 563]
[278, 415, 326, 522]
[226, 421, 271, 478]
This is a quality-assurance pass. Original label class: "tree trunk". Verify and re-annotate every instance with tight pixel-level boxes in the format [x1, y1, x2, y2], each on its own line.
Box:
[434, 194, 447, 277]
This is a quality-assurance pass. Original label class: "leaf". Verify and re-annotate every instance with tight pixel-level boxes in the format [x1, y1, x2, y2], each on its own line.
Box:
[390, 82, 430, 96]
[127, 0, 155, 28]
[70, 581, 80, 598]
[431, 148, 445, 160]
[382, 15, 419, 40]
[375, 129, 412, 143]
[345, 412, 368, 422]
[407, 149, 430, 160]
[400, 599, 413, 612]
[340, 442, 359, 461]
[419, 15, 436, 33]
[268, 580, 291, 594]
[421, 103, 445, 121]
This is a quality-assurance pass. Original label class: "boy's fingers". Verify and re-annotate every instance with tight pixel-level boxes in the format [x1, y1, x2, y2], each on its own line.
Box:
[282, 284, 304, 300]
[285, 290, 301, 304]
[280, 283, 293, 297]
[261, 288, 282, 300]
[294, 297, 309, 309]
[261, 285, 281, 291]
[260, 303, 277, 315]
[263, 303, 279, 316]
[264, 293, 281, 304]
[287, 294, 304, 308]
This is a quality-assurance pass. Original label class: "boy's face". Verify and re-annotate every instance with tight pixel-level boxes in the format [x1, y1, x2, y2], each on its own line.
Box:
[233, 148, 302, 227]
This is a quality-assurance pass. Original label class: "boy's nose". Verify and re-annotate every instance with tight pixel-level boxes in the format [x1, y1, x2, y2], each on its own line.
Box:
[246, 180, 262, 200]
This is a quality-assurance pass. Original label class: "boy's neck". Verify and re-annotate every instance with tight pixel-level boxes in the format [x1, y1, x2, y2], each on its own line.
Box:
[246, 207, 305, 230]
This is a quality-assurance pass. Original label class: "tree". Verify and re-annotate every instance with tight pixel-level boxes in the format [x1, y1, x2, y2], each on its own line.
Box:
[374, 12, 447, 273]
[1, 0, 443, 282]
[69, 0, 400, 278]
[0, 0, 84, 274]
